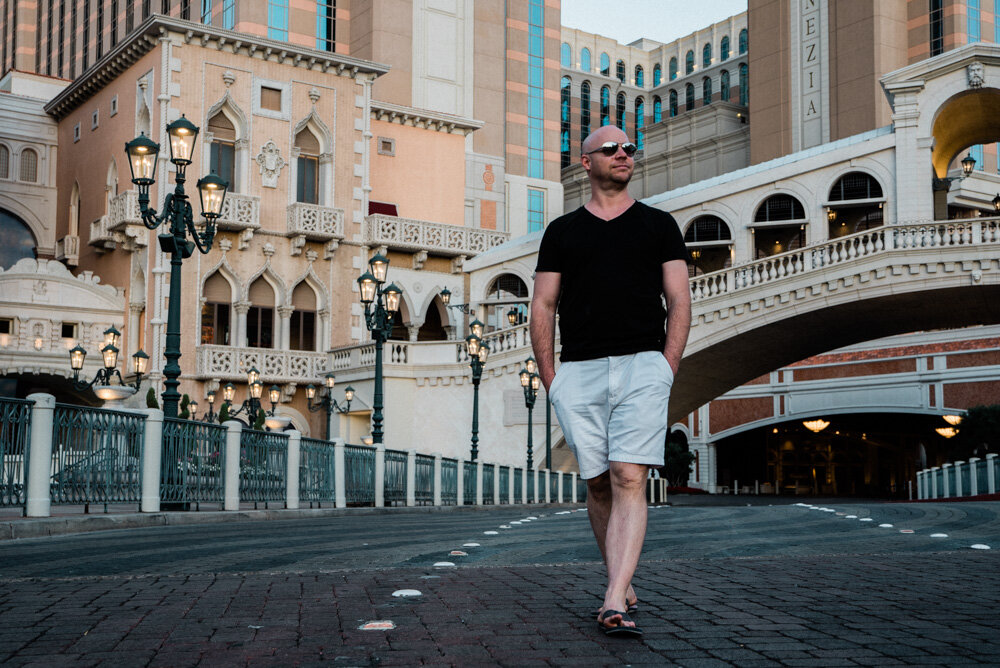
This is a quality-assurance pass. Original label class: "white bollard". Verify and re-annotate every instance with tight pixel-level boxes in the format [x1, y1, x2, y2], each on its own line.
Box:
[374, 442, 385, 508]
[140, 408, 164, 513]
[433, 453, 442, 506]
[987, 454, 997, 494]
[457, 458, 465, 506]
[917, 470, 926, 500]
[953, 461, 964, 497]
[930, 466, 940, 499]
[508, 464, 515, 505]
[406, 449, 416, 507]
[968, 458, 980, 497]
[25, 393, 56, 518]
[571, 472, 578, 503]
[557, 471, 563, 503]
[286, 430, 301, 510]
[223, 420, 242, 511]
[532, 468, 539, 503]
[493, 465, 500, 505]
[333, 439, 346, 508]
[544, 470, 551, 503]
[941, 463, 952, 498]
[476, 460, 484, 505]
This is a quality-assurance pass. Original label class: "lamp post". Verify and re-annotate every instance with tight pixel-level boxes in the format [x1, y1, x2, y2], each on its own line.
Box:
[932, 153, 976, 191]
[305, 372, 355, 440]
[200, 390, 219, 422]
[465, 329, 491, 462]
[221, 367, 264, 426]
[439, 287, 473, 314]
[124, 116, 229, 419]
[357, 252, 402, 444]
[68, 327, 149, 395]
[519, 364, 540, 470]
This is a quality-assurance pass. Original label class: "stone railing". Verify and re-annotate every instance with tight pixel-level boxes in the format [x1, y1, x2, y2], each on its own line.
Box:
[195, 345, 329, 383]
[689, 219, 1000, 302]
[456, 324, 532, 363]
[364, 214, 509, 257]
[917, 454, 998, 500]
[215, 192, 261, 232]
[286, 202, 345, 241]
[88, 216, 116, 252]
[108, 190, 142, 230]
[55, 235, 80, 266]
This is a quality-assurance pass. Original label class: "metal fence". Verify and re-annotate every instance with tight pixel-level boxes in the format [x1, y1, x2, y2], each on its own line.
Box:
[384, 448, 407, 506]
[514, 467, 523, 504]
[0, 397, 32, 509]
[577, 476, 588, 502]
[499, 466, 510, 504]
[549, 472, 558, 501]
[463, 464, 475, 504]
[239, 428, 287, 507]
[299, 436, 336, 506]
[441, 457, 457, 505]
[527, 471, 536, 503]
[345, 443, 375, 505]
[160, 418, 226, 508]
[50, 403, 145, 511]
[415, 454, 434, 505]
[482, 464, 495, 504]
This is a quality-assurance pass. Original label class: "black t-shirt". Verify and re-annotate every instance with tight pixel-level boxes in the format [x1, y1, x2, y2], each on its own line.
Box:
[535, 201, 688, 362]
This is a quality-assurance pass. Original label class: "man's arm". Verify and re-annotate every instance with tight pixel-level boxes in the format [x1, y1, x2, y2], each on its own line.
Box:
[530, 271, 561, 392]
[662, 259, 691, 374]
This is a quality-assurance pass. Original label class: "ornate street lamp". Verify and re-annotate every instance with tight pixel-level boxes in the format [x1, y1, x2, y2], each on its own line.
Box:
[69, 341, 148, 392]
[357, 253, 401, 444]
[519, 364, 540, 470]
[439, 287, 473, 314]
[933, 153, 976, 191]
[466, 330, 490, 462]
[124, 115, 229, 418]
[305, 372, 354, 440]
[221, 367, 265, 425]
[200, 390, 219, 422]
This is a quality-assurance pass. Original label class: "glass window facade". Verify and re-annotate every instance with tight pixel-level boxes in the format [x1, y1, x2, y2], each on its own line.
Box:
[685, 50, 694, 74]
[527, 0, 545, 179]
[600, 52, 610, 76]
[703, 43, 712, 68]
[580, 81, 591, 142]
[739, 64, 749, 105]
[202, 0, 212, 23]
[561, 42, 571, 68]
[653, 96, 662, 122]
[616, 92, 626, 130]
[685, 83, 695, 111]
[560, 76, 571, 168]
[527, 188, 545, 233]
[669, 57, 677, 80]
[616, 59, 626, 82]
[581, 47, 591, 72]
[635, 65, 643, 87]
[720, 70, 730, 101]
[703, 77, 712, 105]
[222, 0, 234, 28]
[653, 64, 661, 86]
[739, 28, 748, 54]
[669, 90, 678, 117]
[317, 0, 336, 52]
[969, 0, 981, 42]
[634, 98, 644, 150]
[600, 85, 610, 126]
[268, 0, 288, 41]
[721, 35, 730, 60]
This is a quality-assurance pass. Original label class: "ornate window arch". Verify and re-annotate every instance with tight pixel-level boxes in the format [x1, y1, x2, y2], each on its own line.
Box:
[669, 57, 678, 80]
[580, 47, 591, 72]
[20, 148, 38, 183]
[561, 42, 571, 68]
[615, 59, 626, 82]
[204, 94, 249, 193]
[653, 63, 662, 86]
[600, 52, 610, 76]
[482, 273, 529, 332]
[703, 42, 712, 68]
[721, 35, 730, 61]
[247, 275, 278, 348]
[292, 112, 334, 206]
[290, 281, 319, 351]
[0, 144, 9, 179]
[685, 50, 694, 75]
[201, 270, 235, 345]
[634, 65, 644, 87]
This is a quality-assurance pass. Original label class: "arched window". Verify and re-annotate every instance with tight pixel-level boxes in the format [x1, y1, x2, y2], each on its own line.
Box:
[721, 35, 730, 61]
[653, 63, 662, 86]
[616, 92, 626, 130]
[703, 76, 713, 105]
[754, 195, 806, 222]
[561, 42, 571, 68]
[739, 63, 749, 105]
[581, 47, 591, 72]
[417, 296, 447, 341]
[739, 28, 748, 54]
[290, 282, 318, 351]
[247, 277, 276, 348]
[616, 59, 626, 82]
[685, 216, 733, 277]
[653, 96, 662, 123]
[0, 145, 9, 179]
[829, 172, 884, 201]
[560, 76, 571, 168]
[201, 272, 233, 345]
[600, 52, 610, 76]
[600, 85, 611, 126]
[295, 127, 321, 204]
[669, 57, 678, 80]
[635, 97, 645, 150]
[685, 50, 694, 74]
[703, 42, 712, 68]
[0, 209, 37, 270]
[208, 111, 236, 191]
[685, 83, 695, 111]
[483, 273, 529, 333]
[669, 90, 678, 117]
[580, 81, 591, 141]
[635, 65, 644, 87]
[685, 216, 732, 242]
[19, 148, 38, 182]
[720, 70, 730, 101]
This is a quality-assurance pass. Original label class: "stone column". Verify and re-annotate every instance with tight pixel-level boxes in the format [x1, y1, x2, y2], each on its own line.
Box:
[278, 306, 294, 350]
[334, 439, 346, 507]
[968, 458, 980, 496]
[374, 441, 385, 508]
[223, 420, 242, 511]
[234, 301, 251, 347]
[457, 458, 465, 506]
[557, 471, 564, 503]
[571, 472, 578, 503]
[987, 454, 997, 494]
[140, 408, 164, 513]
[544, 470, 551, 503]
[286, 430, 300, 510]
[406, 449, 416, 507]
[953, 461, 964, 497]
[25, 393, 55, 518]
[941, 463, 952, 498]
[433, 453, 442, 506]
[476, 460, 484, 505]
[508, 465, 515, 506]
[493, 465, 500, 505]
[930, 466, 940, 498]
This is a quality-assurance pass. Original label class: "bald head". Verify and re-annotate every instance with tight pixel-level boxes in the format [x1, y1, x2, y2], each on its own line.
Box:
[581, 125, 629, 155]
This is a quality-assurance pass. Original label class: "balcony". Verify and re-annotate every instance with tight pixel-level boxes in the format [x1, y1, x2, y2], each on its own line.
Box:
[195, 344, 330, 383]
[107, 190, 148, 249]
[287, 202, 345, 241]
[364, 214, 510, 257]
[88, 216, 116, 253]
[215, 192, 261, 231]
[55, 235, 80, 266]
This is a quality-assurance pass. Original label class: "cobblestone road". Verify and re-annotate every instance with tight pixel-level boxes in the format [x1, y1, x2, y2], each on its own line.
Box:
[1, 501, 998, 666]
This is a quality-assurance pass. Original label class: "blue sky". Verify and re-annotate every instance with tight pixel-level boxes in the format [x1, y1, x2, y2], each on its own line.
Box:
[561, 0, 748, 46]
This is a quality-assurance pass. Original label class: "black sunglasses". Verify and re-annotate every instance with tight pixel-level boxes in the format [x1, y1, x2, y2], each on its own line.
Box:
[586, 141, 638, 157]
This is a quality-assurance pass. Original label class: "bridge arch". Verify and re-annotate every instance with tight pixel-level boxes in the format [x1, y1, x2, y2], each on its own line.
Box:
[930, 87, 1000, 178]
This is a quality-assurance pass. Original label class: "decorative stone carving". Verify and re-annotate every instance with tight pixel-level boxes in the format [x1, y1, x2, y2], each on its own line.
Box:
[412, 251, 428, 270]
[218, 238, 233, 253]
[308, 87, 321, 104]
[968, 61, 985, 89]
[306, 249, 318, 263]
[222, 70, 236, 88]
[262, 242, 276, 258]
[255, 140, 286, 188]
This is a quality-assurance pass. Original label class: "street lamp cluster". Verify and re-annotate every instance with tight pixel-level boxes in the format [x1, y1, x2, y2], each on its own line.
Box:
[68, 325, 149, 392]
[357, 252, 402, 445]
[464, 317, 491, 462]
[519, 357, 539, 470]
[306, 372, 355, 440]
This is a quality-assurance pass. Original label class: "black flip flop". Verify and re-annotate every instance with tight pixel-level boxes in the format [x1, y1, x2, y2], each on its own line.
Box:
[597, 609, 643, 638]
[595, 599, 638, 617]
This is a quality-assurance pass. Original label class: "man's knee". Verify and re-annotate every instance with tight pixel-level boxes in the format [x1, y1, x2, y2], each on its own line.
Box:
[587, 471, 612, 500]
[610, 463, 648, 491]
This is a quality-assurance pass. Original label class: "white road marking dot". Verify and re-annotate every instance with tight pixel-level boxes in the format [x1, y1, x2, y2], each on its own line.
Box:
[248, 625, 263, 629]
[419, 575, 440, 579]
[510, 521, 523, 525]
[845, 515, 858, 519]
[463, 543, 481, 547]
[859, 518, 874, 522]
[527, 516, 539, 520]
[930, 533, 948, 538]
[359, 621, 396, 630]
[835, 512, 846, 516]
[449, 550, 468, 557]
[971, 544, 992, 550]
[822, 509, 836, 513]
[499, 525, 512, 529]
[483, 531, 499, 535]
[556, 511, 571, 515]
[392, 589, 421, 597]
[900, 529, 914, 534]
[433, 561, 456, 567]
[879, 523, 894, 528]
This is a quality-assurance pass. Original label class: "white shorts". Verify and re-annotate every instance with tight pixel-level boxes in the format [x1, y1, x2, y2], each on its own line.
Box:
[549, 350, 673, 480]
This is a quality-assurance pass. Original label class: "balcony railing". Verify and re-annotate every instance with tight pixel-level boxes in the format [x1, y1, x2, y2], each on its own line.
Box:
[108, 190, 142, 230]
[55, 235, 80, 266]
[89, 216, 115, 252]
[287, 202, 345, 241]
[364, 214, 509, 257]
[215, 192, 261, 232]
[196, 345, 329, 383]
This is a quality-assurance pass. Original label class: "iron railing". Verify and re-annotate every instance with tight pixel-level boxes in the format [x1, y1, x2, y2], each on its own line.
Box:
[384, 449, 407, 506]
[549, 472, 559, 502]
[160, 418, 226, 507]
[463, 464, 475, 504]
[415, 454, 434, 505]
[499, 466, 510, 504]
[482, 464, 495, 504]
[577, 476, 588, 502]
[0, 397, 32, 508]
[50, 403, 145, 511]
[514, 468, 523, 504]
[299, 437, 336, 506]
[239, 428, 287, 507]
[441, 458, 457, 505]
[528, 471, 536, 503]
[345, 444, 375, 506]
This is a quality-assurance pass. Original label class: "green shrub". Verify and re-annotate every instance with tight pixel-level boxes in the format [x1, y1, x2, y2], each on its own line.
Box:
[145, 387, 159, 409]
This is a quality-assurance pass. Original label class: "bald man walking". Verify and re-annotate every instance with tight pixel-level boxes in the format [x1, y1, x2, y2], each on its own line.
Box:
[531, 125, 691, 638]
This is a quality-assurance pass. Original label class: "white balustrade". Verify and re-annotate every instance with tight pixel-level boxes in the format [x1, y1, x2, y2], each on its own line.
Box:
[286, 202, 345, 240]
[215, 192, 261, 231]
[364, 213, 509, 257]
[196, 344, 329, 383]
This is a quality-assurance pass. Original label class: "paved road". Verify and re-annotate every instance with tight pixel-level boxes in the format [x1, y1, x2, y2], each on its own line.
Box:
[1, 500, 999, 666]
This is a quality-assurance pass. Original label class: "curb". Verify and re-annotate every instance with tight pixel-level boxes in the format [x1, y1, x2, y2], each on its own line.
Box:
[0, 502, 587, 541]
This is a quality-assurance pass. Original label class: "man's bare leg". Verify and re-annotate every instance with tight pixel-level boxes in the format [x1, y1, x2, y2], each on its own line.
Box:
[599, 462, 648, 625]
[587, 469, 638, 619]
